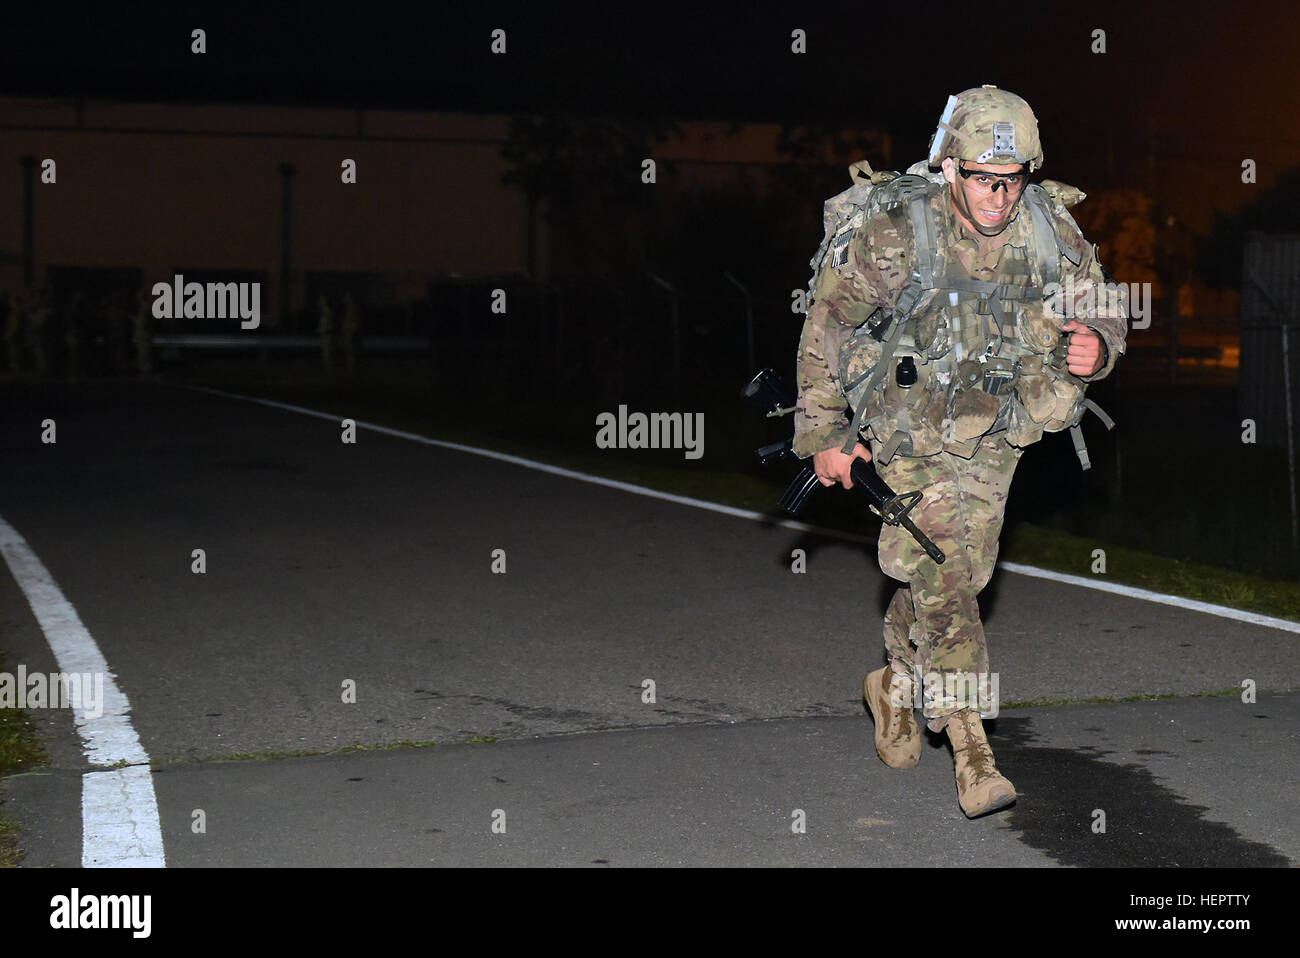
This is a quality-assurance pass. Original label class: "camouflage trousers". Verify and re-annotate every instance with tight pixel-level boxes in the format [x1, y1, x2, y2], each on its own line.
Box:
[868, 432, 1023, 732]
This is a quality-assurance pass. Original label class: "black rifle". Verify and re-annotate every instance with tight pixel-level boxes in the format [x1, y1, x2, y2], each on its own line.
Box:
[741, 368, 946, 564]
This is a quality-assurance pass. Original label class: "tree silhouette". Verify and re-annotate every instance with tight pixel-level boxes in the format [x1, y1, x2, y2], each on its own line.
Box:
[500, 115, 681, 278]
[1197, 165, 1300, 289]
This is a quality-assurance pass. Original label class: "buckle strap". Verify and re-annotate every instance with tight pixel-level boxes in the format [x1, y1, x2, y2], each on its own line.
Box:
[877, 429, 908, 465]
[1083, 397, 1115, 430]
[908, 194, 936, 288]
[1068, 398, 1116, 471]
[839, 306, 912, 455]
[938, 276, 1044, 301]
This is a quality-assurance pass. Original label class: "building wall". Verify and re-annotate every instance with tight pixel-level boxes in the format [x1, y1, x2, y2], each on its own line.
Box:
[0, 98, 886, 308]
[0, 99, 536, 311]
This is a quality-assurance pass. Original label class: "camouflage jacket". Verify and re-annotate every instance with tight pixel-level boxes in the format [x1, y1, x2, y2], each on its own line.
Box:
[793, 183, 1128, 459]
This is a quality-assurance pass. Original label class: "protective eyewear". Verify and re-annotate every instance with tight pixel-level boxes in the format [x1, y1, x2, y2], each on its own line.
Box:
[957, 163, 1029, 194]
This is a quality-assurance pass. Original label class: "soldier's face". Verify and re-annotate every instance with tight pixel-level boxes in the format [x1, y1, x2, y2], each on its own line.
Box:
[942, 158, 1026, 236]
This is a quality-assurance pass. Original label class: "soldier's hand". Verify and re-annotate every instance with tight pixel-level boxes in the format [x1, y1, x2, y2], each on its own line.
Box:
[1062, 320, 1104, 377]
[813, 442, 872, 489]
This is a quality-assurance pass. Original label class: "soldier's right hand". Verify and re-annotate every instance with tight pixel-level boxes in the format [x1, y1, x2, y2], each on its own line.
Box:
[813, 442, 872, 489]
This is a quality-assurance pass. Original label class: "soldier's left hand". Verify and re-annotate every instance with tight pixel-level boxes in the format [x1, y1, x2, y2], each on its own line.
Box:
[1061, 321, 1104, 377]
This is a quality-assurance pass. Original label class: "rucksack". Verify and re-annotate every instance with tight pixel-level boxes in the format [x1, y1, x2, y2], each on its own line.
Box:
[804, 160, 1115, 469]
[806, 160, 942, 301]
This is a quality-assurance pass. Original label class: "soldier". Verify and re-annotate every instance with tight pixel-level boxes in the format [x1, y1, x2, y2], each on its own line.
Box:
[340, 291, 361, 379]
[132, 289, 154, 377]
[28, 286, 52, 378]
[6, 292, 27, 374]
[316, 293, 335, 376]
[104, 290, 131, 376]
[64, 290, 86, 380]
[794, 86, 1127, 817]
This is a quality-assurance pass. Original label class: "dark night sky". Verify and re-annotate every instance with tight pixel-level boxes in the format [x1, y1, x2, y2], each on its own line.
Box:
[3, 0, 1298, 226]
[2, 1, 1293, 123]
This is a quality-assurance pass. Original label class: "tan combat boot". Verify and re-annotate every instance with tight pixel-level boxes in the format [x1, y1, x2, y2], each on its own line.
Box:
[863, 667, 921, 769]
[943, 708, 1016, 817]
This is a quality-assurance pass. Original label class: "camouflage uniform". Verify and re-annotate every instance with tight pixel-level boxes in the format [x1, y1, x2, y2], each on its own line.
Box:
[317, 295, 335, 374]
[132, 291, 154, 376]
[794, 170, 1127, 732]
[341, 292, 361, 378]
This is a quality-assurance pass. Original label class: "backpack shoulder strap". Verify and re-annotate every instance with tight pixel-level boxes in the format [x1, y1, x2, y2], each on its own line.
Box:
[878, 183, 941, 310]
[1023, 183, 1083, 289]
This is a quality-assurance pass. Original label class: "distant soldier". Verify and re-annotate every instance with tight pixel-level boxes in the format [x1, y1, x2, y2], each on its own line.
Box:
[317, 293, 335, 376]
[341, 291, 361, 378]
[132, 289, 154, 376]
[28, 287, 51, 378]
[104, 291, 131, 376]
[64, 291, 87, 380]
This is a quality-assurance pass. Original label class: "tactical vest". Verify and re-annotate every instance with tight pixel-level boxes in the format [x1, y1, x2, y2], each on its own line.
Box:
[832, 176, 1113, 468]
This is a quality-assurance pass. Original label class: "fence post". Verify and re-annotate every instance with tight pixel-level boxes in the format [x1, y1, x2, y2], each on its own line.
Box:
[646, 271, 679, 398]
[1245, 257, 1300, 565]
[723, 270, 754, 375]
[1282, 325, 1298, 551]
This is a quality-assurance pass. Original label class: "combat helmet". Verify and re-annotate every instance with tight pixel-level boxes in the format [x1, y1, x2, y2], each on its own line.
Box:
[927, 85, 1043, 172]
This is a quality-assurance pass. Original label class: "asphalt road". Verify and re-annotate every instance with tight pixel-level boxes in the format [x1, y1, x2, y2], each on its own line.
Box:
[1, 379, 1297, 868]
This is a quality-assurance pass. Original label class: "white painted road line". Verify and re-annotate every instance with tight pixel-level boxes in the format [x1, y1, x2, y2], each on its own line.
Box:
[998, 562, 1300, 635]
[0, 516, 165, 867]
[178, 385, 882, 543]
[182, 384, 1300, 636]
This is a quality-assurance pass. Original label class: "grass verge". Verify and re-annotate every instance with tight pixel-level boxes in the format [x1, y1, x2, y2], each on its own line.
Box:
[0, 651, 51, 868]
[1002, 687, 1242, 710]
